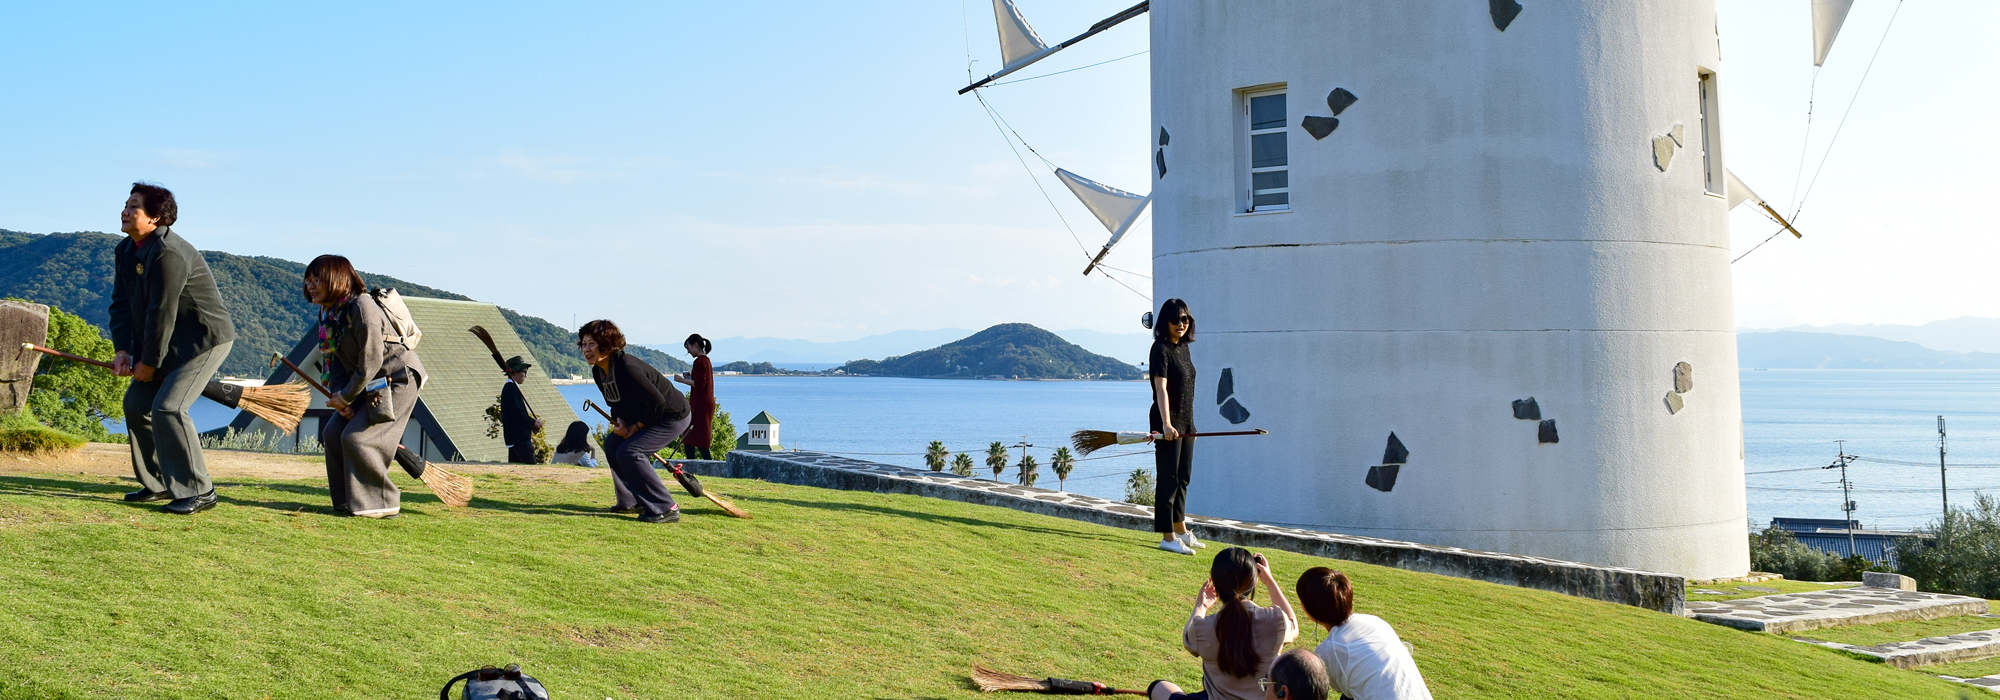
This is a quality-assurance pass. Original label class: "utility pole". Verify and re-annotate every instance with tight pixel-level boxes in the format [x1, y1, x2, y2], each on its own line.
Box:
[1824, 440, 1858, 557]
[1940, 415, 1950, 525]
[1010, 437, 1034, 464]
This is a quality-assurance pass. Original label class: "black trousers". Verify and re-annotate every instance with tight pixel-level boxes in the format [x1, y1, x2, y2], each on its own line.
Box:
[689, 445, 713, 460]
[603, 414, 689, 517]
[507, 443, 537, 464]
[1153, 435, 1193, 532]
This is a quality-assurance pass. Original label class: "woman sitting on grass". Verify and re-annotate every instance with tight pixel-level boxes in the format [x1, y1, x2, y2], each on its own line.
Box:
[1295, 568, 1430, 700]
[550, 421, 598, 467]
[1149, 547, 1299, 700]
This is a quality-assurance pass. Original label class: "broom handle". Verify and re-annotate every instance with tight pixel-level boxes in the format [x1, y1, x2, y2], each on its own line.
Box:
[271, 352, 338, 400]
[21, 343, 115, 370]
[580, 399, 613, 422]
[1171, 429, 1269, 438]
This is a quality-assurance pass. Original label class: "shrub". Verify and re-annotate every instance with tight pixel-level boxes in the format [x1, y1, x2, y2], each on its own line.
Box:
[1748, 524, 1890, 583]
[950, 453, 975, 477]
[1017, 454, 1039, 487]
[1896, 493, 2000, 597]
[0, 410, 86, 454]
[22, 303, 124, 442]
[1125, 468, 1155, 506]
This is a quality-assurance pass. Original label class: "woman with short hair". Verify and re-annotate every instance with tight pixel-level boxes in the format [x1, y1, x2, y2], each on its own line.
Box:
[578, 319, 688, 522]
[1148, 547, 1299, 700]
[1151, 298, 1200, 554]
[305, 254, 425, 518]
[1295, 568, 1431, 700]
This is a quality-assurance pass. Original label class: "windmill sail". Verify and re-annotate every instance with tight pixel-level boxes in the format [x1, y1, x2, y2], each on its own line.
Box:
[1812, 0, 1856, 66]
[1056, 168, 1152, 275]
[1726, 169, 1803, 239]
[960, 1, 1150, 94]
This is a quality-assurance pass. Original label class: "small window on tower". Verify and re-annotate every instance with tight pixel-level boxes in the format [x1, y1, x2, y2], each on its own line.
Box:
[1697, 69, 1724, 196]
[1245, 88, 1289, 211]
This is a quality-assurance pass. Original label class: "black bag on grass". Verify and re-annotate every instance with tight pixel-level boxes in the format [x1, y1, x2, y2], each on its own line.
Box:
[440, 664, 548, 700]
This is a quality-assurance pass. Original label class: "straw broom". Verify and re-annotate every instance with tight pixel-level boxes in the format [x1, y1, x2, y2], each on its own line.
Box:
[969, 665, 1145, 695]
[22, 343, 309, 433]
[1068, 428, 1269, 456]
[581, 398, 751, 519]
[270, 352, 474, 507]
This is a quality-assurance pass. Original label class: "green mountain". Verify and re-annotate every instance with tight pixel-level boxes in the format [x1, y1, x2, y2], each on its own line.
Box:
[0, 230, 687, 378]
[837, 323, 1142, 380]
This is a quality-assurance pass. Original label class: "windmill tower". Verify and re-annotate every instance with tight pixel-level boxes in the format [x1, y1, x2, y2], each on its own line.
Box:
[1148, 2, 1748, 579]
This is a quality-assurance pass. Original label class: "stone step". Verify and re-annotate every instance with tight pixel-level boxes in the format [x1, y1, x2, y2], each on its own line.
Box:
[1940, 674, 2000, 693]
[1686, 587, 1989, 635]
[1793, 624, 2000, 669]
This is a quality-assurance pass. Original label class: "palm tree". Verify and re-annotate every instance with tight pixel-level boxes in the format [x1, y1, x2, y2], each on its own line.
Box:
[951, 453, 976, 477]
[1018, 454, 1040, 487]
[924, 440, 949, 472]
[1051, 446, 1076, 491]
[985, 441, 1009, 480]
[1125, 468, 1156, 506]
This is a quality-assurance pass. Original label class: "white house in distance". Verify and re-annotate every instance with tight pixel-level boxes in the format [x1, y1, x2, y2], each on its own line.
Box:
[736, 411, 782, 452]
[1151, 2, 1748, 579]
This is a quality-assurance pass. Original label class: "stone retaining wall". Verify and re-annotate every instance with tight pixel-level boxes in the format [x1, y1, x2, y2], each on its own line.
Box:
[686, 450, 1686, 614]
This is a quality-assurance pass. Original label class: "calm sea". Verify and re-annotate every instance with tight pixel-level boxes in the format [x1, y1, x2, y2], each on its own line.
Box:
[173, 370, 2000, 531]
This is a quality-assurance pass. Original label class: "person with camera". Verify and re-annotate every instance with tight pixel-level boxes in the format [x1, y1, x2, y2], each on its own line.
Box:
[306, 255, 425, 519]
[578, 319, 688, 523]
[1147, 547, 1299, 700]
[110, 182, 236, 515]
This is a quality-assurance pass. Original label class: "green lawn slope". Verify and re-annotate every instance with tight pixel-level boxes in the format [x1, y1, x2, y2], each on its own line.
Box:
[0, 466, 1972, 699]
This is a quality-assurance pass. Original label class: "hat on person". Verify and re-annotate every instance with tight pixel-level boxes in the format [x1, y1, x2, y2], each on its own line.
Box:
[504, 356, 533, 373]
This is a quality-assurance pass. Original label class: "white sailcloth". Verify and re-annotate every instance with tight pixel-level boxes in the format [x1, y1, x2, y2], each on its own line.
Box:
[1812, 0, 1856, 66]
[1056, 168, 1150, 243]
[1725, 168, 1764, 210]
[993, 0, 1051, 71]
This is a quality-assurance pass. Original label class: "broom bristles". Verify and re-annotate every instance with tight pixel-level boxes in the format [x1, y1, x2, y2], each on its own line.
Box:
[1070, 430, 1120, 456]
[704, 492, 752, 519]
[420, 466, 475, 507]
[970, 665, 1053, 692]
[235, 381, 309, 434]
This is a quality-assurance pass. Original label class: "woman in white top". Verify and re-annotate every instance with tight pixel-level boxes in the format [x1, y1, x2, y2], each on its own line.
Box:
[1148, 547, 1299, 700]
[1294, 568, 1431, 700]
[550, 420, 598, 467]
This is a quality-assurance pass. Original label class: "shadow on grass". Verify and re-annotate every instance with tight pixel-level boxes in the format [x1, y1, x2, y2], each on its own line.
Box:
[741, 495, 1134, 544]
[0, 474, 129, 504]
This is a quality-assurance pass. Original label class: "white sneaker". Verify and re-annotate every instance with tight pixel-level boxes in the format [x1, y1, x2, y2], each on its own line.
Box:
[1160, 538, 1195, 555]
[1180, 532, 1207, 549]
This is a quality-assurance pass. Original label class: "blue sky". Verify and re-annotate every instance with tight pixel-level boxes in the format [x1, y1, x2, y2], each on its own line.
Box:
[1, 1, 1990, 342]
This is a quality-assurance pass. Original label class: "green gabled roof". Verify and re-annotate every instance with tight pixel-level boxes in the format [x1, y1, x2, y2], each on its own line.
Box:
[395, 297, 579, 462]
[747, 411, 778, 425]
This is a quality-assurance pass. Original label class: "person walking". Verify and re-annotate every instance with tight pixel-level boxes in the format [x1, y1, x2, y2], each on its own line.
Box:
[672, 333, 715, 460]
[1150, 298, 1201, 554]
[497, 355, 543, 464]
[110, 183, 236, 515]
[306, 255, 426, 519]
[578, 319, 688, 523]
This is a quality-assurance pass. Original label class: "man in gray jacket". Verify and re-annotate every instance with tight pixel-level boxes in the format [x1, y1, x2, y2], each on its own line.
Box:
[109, 183, 236, 515]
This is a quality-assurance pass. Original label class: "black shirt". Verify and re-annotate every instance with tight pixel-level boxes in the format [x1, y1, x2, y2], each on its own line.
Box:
[591, 350, 690, 427]
[500, 381, 535, 444]
[1149, 338, 1195, 434]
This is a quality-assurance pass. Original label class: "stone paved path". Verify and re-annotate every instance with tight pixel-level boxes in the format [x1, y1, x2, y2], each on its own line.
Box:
[1795, 625, 2000, 669]
[1687, 587, 1988, 634]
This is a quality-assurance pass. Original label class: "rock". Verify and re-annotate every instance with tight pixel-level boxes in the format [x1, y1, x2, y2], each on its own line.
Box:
[1666, 391, 1684, 414]
[1301, 116, 1340, 140]
[1325, 87, 1359, 116]
[1489, 0, 1523, 31]
[1382, 432, 1408, 464]
[1865, 571, 1918, 591]
[1675, 361, 1694, 393]
[1654, 135, 1677, 171]
[1512, 397, 1541, 420]
[1538, 420, 1559, 444]
[0, 300, 52, 414]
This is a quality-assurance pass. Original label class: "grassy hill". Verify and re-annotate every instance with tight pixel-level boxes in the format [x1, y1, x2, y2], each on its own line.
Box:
[0, 455, 1972, 698]
[839, 323, 1142, 380]
[0, 230, 686, 378]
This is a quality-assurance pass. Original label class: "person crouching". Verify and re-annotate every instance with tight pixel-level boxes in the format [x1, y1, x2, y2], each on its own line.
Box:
[305, 255, 425, 519]
[577, 319, 687, 523]
[1148, 547, 1299, 700]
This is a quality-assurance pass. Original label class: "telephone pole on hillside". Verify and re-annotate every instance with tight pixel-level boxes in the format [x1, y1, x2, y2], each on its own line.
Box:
[1824, 440, 1858, 558]
[1940, 415, 1950, 526]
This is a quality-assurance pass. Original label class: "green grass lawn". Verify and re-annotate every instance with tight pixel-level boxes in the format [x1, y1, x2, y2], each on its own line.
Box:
[1920, 656, 2000, 679]
[1799, 615, 2000, 648]
[1686, 578, 1856, 603]
[0, 466, 1978, 699]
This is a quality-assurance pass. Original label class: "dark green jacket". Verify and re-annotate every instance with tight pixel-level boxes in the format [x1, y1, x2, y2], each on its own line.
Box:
[107, 227, 236, 371]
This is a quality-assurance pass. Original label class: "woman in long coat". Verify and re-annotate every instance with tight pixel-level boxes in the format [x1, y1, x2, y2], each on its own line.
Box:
[305, 255, 425, 518]
[673, 333, 715, 460]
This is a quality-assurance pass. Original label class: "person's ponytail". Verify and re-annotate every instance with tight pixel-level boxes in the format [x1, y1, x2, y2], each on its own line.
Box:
[1211, 547, 1262, 679]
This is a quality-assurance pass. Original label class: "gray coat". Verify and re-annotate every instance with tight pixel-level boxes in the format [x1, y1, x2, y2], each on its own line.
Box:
[324, 292, 425, 403]
[108, 226, 236, 372]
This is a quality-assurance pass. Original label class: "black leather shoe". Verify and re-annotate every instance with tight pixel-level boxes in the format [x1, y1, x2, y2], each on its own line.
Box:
[606, 505, 637, 514]
[163, 490, 218, 515]
[639, 510, 681, 524]
[124, 489, 171, 503]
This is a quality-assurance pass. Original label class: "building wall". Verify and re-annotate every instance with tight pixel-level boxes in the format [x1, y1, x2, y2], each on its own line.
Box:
[1150, 1, 1748, 578]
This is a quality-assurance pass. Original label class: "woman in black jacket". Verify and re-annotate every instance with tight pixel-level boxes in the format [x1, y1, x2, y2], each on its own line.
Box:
[577, 319, 689, 523]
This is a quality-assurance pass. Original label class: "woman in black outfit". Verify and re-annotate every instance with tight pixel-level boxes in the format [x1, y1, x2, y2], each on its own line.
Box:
[1151, 298, 1202, 555]
[577, 319, 690, 523]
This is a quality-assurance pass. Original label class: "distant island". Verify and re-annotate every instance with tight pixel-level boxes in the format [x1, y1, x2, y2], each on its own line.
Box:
[1738, 331, 2000, 369]
[836, 323, 1142, 380]
[0, 229, 687, 378]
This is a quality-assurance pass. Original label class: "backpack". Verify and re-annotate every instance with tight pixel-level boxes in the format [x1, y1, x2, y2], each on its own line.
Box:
[368, 287, 424, 350]
[439, 665, 547, 700]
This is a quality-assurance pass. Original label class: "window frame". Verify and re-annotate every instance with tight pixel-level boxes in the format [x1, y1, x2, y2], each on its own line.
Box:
[1697, 68, 1725, 197]
[1241, 86, 1291, 213]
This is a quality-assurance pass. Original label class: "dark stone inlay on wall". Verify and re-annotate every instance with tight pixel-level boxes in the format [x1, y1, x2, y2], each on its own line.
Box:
[1220, 398, 1251, 425]
[1539, 419, 1559, 444]
[1490, 0, 1523, 31]
[1326, 88, 1358, 116]
[1675, 362, 1694, 394]
[1512, 397, 1541, 420]
[1217, 368, 1234, 405]
[1159, 127, 1170, 146]
[1155, 148, 1167, 178]
[1366, 464, 1400, 492]
[1382, 432, 1409, 465]
[1302, 116, 1339, 140]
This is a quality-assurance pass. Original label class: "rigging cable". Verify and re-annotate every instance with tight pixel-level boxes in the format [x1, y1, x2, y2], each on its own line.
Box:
[1785, 68, 1821, 215]
[1790, 0, 1906, 220]
[990, 50, 1149, 86]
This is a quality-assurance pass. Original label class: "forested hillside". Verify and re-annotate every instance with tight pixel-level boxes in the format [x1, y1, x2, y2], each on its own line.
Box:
[0, 230, 685, 378]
